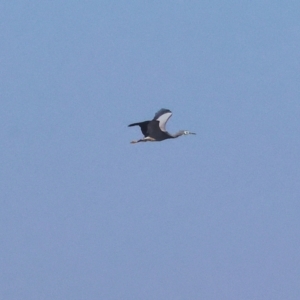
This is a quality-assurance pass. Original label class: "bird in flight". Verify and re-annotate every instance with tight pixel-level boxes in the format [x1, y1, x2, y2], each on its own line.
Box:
[128, 108, 196, 144]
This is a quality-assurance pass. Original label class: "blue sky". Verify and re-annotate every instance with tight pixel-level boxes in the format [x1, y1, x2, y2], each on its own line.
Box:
[1, 1, 300, 299]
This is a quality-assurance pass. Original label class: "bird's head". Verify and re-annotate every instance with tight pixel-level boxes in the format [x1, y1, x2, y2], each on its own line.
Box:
[182, 130, 196, 135]
[173, 130, 196, 138]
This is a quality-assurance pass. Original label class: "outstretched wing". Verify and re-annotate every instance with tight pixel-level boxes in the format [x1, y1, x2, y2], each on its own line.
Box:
[153, 108, 172, 132]
[128, 121, 150, 137]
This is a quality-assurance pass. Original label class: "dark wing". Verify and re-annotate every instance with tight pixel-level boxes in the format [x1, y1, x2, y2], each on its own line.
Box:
[153, 109, 172, 132]
[128, 121, 150, 137]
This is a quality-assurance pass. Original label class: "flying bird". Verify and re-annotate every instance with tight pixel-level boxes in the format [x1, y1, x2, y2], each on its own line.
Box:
[128, 108, 196, 144]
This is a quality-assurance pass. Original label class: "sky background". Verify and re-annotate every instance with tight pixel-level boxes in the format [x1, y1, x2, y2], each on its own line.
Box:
[1, 1, 300, 299]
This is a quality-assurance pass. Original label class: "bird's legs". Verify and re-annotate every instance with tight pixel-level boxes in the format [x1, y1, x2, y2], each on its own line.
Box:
[130, 138, 145, 144]
[130, 137, 156, 144]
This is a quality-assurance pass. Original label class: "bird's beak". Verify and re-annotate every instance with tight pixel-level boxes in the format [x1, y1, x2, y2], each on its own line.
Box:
[190, 132, 196, 135]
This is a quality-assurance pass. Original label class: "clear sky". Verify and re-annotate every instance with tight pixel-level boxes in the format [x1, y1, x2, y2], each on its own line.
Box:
[1, 1, 300, 299]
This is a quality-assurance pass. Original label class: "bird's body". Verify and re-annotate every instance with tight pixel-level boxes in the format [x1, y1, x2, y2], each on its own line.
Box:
[128, 108, 195, 143]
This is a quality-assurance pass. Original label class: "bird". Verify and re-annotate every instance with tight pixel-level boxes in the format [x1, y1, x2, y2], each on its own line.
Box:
[128, 108, 196, 144]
